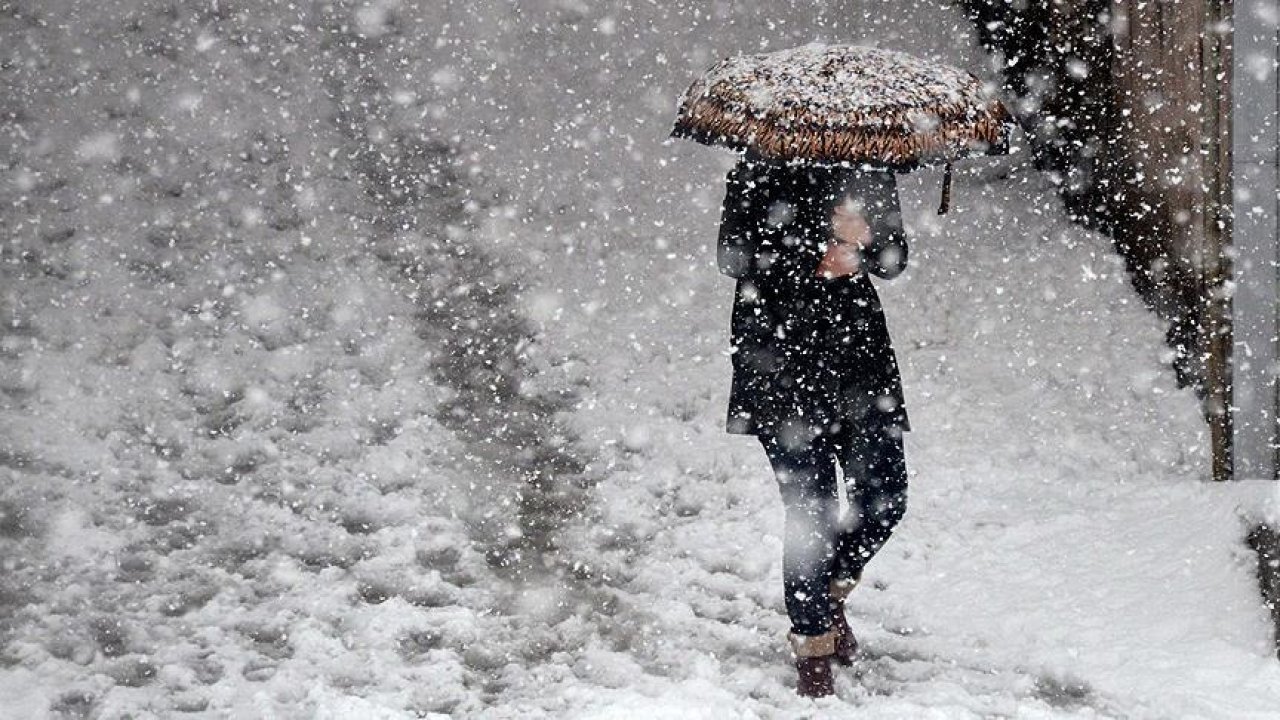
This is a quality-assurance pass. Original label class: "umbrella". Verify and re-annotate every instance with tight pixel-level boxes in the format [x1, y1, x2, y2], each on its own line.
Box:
[671, 43, 1015, 213]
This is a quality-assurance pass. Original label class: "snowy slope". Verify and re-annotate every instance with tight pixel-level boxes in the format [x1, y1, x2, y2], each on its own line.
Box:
[2, 0, 1279, 718]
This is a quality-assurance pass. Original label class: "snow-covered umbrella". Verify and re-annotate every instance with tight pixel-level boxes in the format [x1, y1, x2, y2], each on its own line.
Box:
[671, 43, 1015, 213]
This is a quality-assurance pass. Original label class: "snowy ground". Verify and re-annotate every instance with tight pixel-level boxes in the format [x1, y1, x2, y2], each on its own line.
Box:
[526, 156, 1280, 717]
[3, 0, 1280, 718]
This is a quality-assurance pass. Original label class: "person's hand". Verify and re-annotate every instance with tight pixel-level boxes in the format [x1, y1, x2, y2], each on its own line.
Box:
[832, 201, 871, 247]
[816, 242, 861, 278]
[817, 202, 871, 278]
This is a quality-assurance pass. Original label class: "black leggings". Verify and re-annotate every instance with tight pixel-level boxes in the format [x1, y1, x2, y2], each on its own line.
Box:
[759, 424, 908, 636]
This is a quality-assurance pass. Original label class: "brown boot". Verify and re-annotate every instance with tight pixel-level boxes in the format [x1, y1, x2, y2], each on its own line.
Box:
[788, 630, 837, 698]
[829, 576, 860, 666]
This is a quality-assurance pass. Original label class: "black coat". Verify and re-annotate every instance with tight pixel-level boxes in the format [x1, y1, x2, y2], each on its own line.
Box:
[718, 157, 911, 441]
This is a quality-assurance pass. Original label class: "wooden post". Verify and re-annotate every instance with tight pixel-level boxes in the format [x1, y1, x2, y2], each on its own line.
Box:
[1110, 0, 1234, 479]
[1203, 0, 1233, 481]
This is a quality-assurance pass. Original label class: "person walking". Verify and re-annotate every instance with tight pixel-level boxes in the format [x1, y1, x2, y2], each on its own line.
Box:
[717, 152, 911, 698]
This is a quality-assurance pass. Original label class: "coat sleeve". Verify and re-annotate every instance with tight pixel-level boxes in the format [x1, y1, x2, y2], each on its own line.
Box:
[851, 172, 909, 280]
[716, 161, 762, 279]
[719, 161, 827, 282]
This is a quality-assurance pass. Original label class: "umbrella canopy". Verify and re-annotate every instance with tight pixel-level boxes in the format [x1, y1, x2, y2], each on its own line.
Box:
[671, 43, 1015, 211]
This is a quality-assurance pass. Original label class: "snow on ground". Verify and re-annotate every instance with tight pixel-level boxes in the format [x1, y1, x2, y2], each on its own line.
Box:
[524, 155, 1280, 717]
[2, 0, 1279, 718]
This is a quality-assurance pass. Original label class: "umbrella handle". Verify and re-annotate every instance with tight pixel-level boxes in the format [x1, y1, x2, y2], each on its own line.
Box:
[937, 162, 952, 215]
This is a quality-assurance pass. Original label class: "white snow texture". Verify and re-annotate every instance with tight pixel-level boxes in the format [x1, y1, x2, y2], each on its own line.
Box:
[1, 0, 1278, 718]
